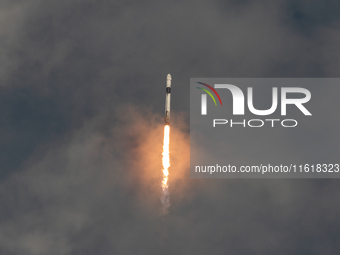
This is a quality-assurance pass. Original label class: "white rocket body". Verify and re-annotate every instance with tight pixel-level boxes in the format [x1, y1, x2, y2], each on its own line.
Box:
[164, 74, 171, 125]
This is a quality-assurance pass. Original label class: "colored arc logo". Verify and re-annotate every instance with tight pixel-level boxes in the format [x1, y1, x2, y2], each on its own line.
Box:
[196, 82, 222, 106]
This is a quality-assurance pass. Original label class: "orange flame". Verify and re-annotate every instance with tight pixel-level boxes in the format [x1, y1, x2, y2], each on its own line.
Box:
[162, 125, 170, 190]
[161, 125, 170, 212]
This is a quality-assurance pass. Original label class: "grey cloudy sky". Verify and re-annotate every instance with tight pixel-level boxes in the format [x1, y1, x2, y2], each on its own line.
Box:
[0, 0, 340, 254]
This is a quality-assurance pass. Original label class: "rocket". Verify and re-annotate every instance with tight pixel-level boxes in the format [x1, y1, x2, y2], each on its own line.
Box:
[164, 74, 171, 125]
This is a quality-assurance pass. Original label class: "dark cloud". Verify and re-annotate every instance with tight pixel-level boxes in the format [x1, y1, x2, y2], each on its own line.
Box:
[285, 0, 340, 35]
[0, 0, 340, 254]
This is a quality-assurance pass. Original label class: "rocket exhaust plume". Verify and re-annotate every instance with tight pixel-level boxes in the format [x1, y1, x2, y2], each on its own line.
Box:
[161, 74, 172, 213]
[161, 125, 170, 213]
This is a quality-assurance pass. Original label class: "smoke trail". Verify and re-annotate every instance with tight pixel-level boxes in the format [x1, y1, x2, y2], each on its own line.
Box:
[161, 124, 170, 213]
